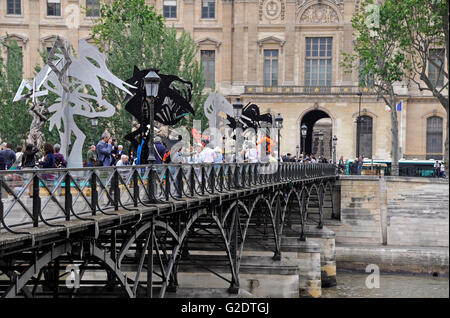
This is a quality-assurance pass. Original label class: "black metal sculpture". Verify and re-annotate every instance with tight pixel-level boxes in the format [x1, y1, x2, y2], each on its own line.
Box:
[124, 66, 195, 164]
[226, 102, 273, 130]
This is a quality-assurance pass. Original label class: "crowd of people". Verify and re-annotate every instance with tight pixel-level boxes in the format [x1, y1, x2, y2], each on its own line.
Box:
[0, 134, 446, 181]
[281, 153, 330, 164]
[87, 133, 275, 167]
[0, 132, 343, 172]
[0, 142, 67, 171]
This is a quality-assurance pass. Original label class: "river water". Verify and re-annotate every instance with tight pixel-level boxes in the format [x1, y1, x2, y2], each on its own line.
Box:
[321, 271, 449, 298]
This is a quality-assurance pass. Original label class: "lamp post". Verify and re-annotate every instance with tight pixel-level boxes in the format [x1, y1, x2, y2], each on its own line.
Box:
[233, 97, 243, 163]
[301, 123, 307, 158]
[332, 135, 337, 165]
[144, 70, 160, 164]
[91, 117, 98, 146]
[318, 130, 324, 158]
[275, 113, 283, 162]
[356, 91, 362, 158]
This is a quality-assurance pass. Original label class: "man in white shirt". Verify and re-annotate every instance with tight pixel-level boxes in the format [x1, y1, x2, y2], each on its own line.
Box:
[247, 142, 259, 163]
[440, 162, 446, 178]
[434, 161, 440, 178]
[201, 142, 215, 163]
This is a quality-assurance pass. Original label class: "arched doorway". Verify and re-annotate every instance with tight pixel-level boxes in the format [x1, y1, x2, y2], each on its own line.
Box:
[300, 110, 332, 158]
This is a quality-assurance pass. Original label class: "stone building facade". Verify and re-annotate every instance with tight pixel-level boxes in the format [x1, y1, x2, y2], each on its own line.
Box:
[1, 0, 447, 161]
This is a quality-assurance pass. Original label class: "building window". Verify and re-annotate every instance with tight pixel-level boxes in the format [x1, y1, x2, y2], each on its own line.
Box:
[7, 0, 21, 15]
[47, 0, 61, 17]
[86, 0, 100, 17]
[426, 116, 443, 160]
[359, 60, 374, 87]
[163, 0, 177, 19]
[429, 49, 445, 87]
[305, 37, 332, 86]
[201, 0, 215, 19]
[264, 49, 279, 86]
[201, 50, 215, 88]
[357, 115, 372, 158]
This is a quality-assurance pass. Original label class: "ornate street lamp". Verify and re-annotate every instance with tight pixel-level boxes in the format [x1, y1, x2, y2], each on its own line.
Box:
[318, 130, 324, 157]
[275, 113, 283, 162]
[233, 98, 243, 162]
[144, 70, 160, 97]
[233, 97, 243, 121]
[91, 117, 98, 146]
[301, 123, 307, 158]
[144, 70, 160, 163]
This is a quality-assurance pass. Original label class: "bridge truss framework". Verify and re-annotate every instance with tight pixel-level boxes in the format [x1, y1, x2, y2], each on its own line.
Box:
[0, 162, 337, 298]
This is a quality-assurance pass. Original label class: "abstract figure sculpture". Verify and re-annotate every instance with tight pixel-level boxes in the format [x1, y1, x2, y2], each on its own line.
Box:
[123, 66, 195, 164]
[226, 102, 273, 130]
[14, 36, 133, 167]
[204, 93, 273, 140]
[204, 93, 272, 132]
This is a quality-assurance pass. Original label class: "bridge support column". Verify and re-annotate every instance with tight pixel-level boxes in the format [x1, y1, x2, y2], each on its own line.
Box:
[280, 238, 322, 298]
[302, 225, 337, 288]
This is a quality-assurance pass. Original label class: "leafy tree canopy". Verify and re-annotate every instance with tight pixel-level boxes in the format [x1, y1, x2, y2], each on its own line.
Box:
[0, 38, 31, 147]
[90, 0, 207, 152]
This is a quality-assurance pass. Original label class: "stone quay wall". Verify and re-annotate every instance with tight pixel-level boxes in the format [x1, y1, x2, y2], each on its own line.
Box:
[328, 176, 449, 274]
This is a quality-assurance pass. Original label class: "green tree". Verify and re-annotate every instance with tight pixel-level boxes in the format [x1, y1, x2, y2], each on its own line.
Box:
[90, 0, 206, 152]
[342, 0, 412, 176]
[395, 0, 449, 169]
[0, 38, 32, 147]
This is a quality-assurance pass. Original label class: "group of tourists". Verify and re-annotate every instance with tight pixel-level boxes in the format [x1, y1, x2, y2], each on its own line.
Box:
[0, 142, 67, 171]
[281, 153, 330, 163]
[2, 135, 447, 180]
[434, 160, 446, 178]
[87, 132, 133, 167]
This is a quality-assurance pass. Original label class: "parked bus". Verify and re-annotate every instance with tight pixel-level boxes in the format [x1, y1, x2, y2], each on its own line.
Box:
[345, 159, 437, 177]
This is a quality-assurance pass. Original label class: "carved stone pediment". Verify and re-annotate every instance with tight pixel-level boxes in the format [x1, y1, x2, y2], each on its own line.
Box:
[195, 37, 222, 49]
[1, 33, 28, 44]
[257, 36, 286, 47]
[257, 36, 286, 53]
[298, 0, 344, 13]
[298, 2, 340, 24]
[40, 35, 67, 44]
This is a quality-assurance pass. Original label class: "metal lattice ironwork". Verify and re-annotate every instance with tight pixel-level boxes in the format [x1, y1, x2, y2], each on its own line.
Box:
[0, 162, 337, 298]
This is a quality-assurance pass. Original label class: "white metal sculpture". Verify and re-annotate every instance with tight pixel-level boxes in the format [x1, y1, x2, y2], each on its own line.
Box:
[14, 37, 134, 167]
[203, 93, 234, 133]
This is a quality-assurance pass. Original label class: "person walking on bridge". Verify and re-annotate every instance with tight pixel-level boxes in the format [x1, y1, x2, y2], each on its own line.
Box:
[0, 143, 16, 170]
[153, 136, 167, 164]
[97, 132, 113, 166]
[434, 161, 440, 178]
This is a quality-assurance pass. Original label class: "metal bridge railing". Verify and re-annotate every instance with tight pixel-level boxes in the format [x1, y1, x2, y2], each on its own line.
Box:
[0, 162, 336, 235]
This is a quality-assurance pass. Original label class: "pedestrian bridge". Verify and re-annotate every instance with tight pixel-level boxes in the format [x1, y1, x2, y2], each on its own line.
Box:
[0, 162, 337, 298]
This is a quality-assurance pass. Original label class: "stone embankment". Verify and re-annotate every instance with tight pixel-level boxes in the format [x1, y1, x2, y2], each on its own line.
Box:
[327, 176, 449, 275]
